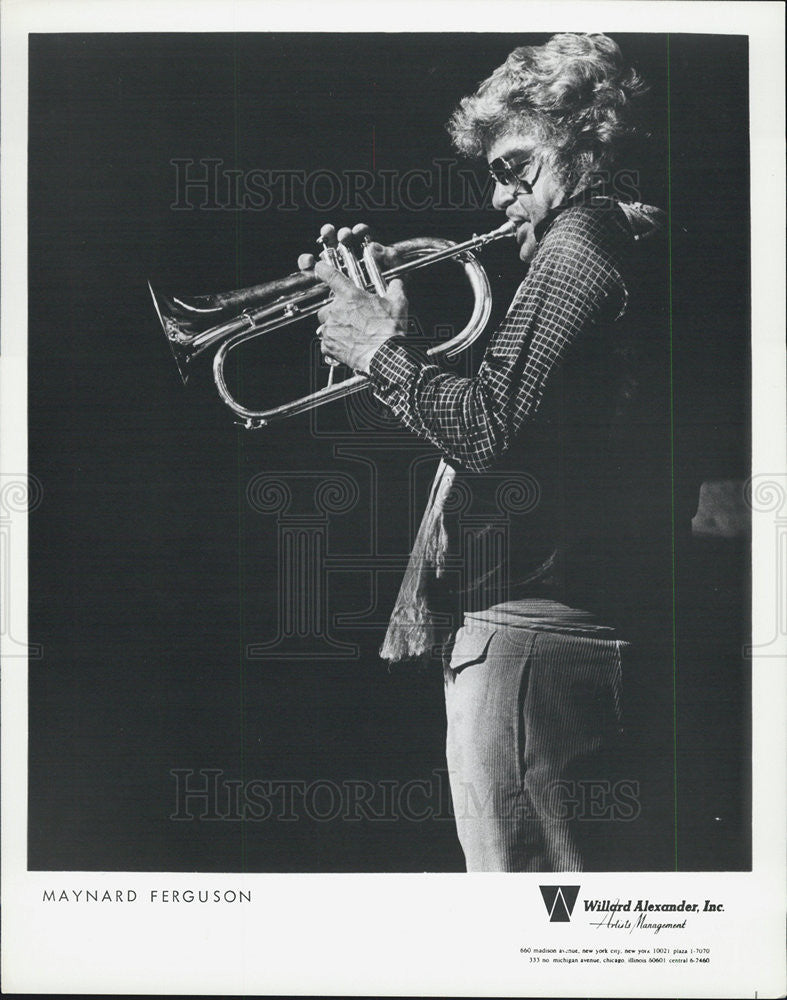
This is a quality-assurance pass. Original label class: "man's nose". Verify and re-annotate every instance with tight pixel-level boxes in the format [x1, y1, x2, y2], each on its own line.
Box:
[492, 180, 515, 212]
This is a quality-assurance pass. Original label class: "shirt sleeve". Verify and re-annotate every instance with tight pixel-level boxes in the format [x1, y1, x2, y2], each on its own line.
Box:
[366, 208, 628, 473]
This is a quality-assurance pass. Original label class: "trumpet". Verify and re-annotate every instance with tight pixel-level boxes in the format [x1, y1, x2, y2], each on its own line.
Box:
[149, 220, 515, 428]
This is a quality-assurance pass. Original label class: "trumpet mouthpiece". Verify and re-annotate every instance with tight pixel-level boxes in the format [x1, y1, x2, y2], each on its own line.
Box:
[494, 220, 517, 237]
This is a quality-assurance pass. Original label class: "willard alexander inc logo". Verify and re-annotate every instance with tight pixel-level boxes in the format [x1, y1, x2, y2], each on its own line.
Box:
[539, 886, 581, 923]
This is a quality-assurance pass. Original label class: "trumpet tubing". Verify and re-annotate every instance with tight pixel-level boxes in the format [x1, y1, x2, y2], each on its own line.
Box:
[149, 221, 515, 428]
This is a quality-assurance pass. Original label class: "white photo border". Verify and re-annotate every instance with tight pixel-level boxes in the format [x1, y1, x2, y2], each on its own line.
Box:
[2, 1, 785, 996]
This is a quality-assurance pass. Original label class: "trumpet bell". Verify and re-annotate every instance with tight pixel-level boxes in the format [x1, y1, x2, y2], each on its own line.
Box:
[149, 267, 323, 386]
[148, 283, 203, 384]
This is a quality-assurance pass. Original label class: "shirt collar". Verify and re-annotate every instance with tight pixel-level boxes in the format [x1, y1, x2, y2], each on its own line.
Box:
[533, 183, 614, 244]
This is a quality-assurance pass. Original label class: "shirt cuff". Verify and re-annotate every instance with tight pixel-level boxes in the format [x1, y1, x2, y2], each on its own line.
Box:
[366, 339, 425, 394]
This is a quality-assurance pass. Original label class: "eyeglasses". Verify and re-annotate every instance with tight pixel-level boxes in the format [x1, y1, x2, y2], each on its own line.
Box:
[487, 156, 542, 194]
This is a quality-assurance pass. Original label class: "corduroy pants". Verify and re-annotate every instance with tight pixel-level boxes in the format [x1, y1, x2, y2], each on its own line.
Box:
[444, 619, 627, 872]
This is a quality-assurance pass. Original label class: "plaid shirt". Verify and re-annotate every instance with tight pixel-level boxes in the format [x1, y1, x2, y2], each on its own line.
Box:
[368, 202, 631, 473]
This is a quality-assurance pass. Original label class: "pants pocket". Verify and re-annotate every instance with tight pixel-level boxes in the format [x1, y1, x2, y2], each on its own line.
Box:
[444, 624, 498, 676]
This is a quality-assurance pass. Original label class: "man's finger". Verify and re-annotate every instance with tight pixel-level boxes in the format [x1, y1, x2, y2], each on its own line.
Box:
[314, 260, 356, 293]
[385, 278, 407, 311]
[298, 253, 315, 272]
[366, 240, 401, 271]
[366, 241, 385, 261]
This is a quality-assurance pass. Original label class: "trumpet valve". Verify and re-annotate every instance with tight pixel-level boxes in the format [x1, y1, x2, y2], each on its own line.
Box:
[316, 235, 341, 271]
[336, 241, 365, 288]
[361, 237, 388, 295]
[325, 355, 341, 387]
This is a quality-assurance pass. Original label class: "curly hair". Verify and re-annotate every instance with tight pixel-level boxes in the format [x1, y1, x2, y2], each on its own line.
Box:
[448, 34, 647, 191]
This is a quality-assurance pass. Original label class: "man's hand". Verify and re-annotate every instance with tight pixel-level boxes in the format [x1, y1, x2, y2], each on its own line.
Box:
[313, 263, 407, 374]
[297, 224, 409, 374]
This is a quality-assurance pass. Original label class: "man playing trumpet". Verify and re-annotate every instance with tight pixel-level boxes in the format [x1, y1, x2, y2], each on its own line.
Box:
[299, 33, 670, 872]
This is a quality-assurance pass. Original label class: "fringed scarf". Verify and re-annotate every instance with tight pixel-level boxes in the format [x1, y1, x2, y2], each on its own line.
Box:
[379, 459, 455, 663]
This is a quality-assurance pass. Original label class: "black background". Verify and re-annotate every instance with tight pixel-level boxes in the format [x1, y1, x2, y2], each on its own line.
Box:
[28, 33, 750, 872]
